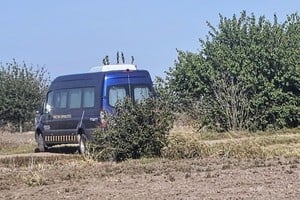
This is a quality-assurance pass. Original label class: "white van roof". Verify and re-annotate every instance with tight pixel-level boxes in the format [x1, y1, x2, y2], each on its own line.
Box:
[89, 64, 137, 72]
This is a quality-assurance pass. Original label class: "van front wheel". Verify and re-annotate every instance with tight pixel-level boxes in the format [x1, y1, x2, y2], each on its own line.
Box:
[78, 134, 87, 154]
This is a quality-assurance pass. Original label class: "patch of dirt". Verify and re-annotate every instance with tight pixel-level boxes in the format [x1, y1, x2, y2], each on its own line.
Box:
[0, 132, 300, 199]
[0, 157, 300, 199]
[0, 131, 35, 146]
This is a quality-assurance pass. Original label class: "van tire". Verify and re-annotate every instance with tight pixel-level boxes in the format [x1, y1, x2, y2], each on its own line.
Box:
[37, 134, 45, 152]
[78, 134, 87, 154]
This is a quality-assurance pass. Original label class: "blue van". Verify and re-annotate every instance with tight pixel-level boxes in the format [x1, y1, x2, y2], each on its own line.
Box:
[35, 64, 153, 153]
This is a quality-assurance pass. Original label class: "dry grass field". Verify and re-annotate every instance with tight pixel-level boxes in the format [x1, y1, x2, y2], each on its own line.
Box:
[1, 129, 300, 199]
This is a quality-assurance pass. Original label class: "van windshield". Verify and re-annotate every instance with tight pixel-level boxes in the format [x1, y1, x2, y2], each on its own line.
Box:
[108, 85, 151, 107]
[44, 91, 54, 113]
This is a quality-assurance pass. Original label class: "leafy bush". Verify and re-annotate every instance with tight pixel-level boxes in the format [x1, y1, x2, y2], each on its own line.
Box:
[0, 60, 49, 132]
[167, 11, 300, 131]
[88, 92, 175, 162]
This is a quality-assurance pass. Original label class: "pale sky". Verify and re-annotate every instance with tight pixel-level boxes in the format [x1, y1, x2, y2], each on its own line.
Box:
[0, 1, 299, 80]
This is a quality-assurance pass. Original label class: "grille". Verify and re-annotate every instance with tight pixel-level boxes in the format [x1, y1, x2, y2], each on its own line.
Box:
[45, 135, 78, 143]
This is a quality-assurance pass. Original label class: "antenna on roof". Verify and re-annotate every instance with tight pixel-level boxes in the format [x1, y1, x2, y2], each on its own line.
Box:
[102, 55, 110, 65]
[117, 51, 120, 64]
[121, 52, 125, 63]
[101, 52, 136, 65]
[105, 55, 110, 65]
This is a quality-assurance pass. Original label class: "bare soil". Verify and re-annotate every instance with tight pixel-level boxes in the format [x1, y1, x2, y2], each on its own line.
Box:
[0, 131, 35, 148]
[0, 132, 300, 200]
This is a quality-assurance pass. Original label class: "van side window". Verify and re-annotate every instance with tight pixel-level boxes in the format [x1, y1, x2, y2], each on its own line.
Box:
[44, 91, 53, 113]
[134, 86, 150, 103]
[83, 87, 95, 108]
[69, 88, 82, 109]
[109, 87, 126, 107]
[54, 90, 68, 108]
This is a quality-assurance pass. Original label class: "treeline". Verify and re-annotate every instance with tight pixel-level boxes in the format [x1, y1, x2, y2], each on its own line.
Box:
[0, 60, 49, 132]
[0, 11, 299, 133]
[167, 11, 300, 131]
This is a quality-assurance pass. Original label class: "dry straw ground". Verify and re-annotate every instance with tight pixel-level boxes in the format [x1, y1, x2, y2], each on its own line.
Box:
[1, 128, 300, 199]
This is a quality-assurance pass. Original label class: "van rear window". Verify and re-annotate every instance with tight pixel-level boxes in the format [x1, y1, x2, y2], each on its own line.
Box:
[108, 85, 151, 107]
[109, 87, 126, 107]
[134, 86, 150, 103]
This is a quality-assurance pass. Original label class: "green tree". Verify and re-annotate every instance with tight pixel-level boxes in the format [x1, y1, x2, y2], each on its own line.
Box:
[0, 60, 49, 132]
[167, 11, 300, 131]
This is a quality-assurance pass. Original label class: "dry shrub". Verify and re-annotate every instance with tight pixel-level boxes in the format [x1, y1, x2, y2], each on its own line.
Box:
[88, 97, 175, 162]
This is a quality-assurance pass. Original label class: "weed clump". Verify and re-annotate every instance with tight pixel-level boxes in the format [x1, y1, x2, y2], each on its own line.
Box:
[87, 97, 174, 162]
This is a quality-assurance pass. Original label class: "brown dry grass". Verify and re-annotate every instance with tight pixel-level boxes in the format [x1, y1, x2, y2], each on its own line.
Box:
[0, 131, 36, 155]
[164, 127, 300, 159]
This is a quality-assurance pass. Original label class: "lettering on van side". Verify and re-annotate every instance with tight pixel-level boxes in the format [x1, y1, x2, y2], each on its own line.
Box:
[53, 114, 72, 119]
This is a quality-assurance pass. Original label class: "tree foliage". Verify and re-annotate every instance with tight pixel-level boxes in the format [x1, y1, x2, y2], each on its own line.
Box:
[167, 11, 300, 131]
[0, 60, 49, 132]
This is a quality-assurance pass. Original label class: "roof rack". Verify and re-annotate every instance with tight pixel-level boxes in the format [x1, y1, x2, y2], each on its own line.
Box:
[89, 64, 137, 72]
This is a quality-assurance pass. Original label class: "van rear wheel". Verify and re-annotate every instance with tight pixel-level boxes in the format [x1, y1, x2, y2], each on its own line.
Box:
[78, 134, 87, 154]
[37, 134, 45, 152]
